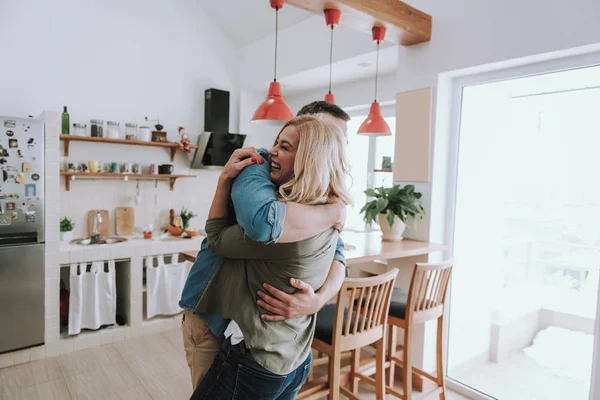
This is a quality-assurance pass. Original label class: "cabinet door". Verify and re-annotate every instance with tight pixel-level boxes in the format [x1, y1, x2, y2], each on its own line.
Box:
[0, 244, 45, 352]
[394, 87, 432, 182]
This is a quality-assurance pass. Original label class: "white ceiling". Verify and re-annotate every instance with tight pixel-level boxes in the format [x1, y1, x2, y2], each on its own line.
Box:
[199, 0, 314, 48]
[280, 46, 398, 94]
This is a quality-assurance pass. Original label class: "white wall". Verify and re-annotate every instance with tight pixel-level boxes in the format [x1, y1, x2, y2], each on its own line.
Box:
[0, 0, 240, 236]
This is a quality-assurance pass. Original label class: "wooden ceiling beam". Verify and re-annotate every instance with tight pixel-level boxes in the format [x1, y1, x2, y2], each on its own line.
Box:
[287, 0, 432, 46]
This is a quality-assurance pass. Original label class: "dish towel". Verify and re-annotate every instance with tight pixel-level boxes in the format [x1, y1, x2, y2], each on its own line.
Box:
[68, 261, 117, 335]
[146, 254, 190, 318]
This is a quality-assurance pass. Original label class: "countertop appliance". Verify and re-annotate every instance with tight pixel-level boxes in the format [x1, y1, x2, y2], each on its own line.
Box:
[191, 88, 247, 169]
[0, 116, 45, 354]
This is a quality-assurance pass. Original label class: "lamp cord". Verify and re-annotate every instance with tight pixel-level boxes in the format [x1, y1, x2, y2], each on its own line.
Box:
[374, 40, 380, 102]
[328, 25, 334, 93]
[274, 7, 279, 82]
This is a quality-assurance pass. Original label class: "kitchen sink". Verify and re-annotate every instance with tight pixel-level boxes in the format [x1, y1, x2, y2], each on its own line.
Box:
[70, 236, 128, 246]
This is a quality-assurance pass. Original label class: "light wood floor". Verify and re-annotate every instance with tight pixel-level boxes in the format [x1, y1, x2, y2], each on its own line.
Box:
[0, 329, 472, 400]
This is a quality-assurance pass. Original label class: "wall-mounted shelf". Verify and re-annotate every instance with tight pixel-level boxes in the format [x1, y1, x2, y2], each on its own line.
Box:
[60, 171, 196, 191]
[59, 135, 198, 162]
[373, 169, 393, 173]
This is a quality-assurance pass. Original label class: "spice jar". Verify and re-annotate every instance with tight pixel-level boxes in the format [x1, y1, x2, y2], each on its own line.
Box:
[125, 123, 138, 140]
[72, 123, 86, 136]
[90, 120, 103, 138]
[107, 121, 120, 139]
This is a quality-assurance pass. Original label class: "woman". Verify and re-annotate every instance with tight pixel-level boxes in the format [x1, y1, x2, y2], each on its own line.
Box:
[191, 115, 352, 399]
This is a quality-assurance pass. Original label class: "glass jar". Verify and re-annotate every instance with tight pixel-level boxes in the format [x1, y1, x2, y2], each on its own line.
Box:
[72, 123, 86, 136]
[107, 121, 120, 139]
[125, 123, 138, 140]
[90, 120, 104, 138]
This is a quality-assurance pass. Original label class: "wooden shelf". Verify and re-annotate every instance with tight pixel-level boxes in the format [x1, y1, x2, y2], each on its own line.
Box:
[373, 169, 392, 173]
[59, 135, 197, 162]
[60, 171, 196, 191]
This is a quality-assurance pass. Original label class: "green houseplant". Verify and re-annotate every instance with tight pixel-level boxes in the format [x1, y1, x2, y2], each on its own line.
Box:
[360, 184, 425, 241]
[180, 207, 197, 230]
[60, 217, 75, 243]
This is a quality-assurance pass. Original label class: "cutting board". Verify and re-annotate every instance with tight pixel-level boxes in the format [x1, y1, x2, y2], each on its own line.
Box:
[87, 210, 110, 237]
[115, 207, 135, 236]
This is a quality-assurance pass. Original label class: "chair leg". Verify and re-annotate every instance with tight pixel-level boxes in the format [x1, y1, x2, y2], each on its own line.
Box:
[387, 324, 397, 387]
[376, 337, 386, 400]
[350, 349, 360, 395]
[329, 350, 341, 400]
[403, 325, 413, 400]
[437, 316, 447, 400]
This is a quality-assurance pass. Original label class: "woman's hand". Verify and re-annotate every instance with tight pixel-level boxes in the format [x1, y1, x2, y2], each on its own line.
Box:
[220, 147, 265, 182]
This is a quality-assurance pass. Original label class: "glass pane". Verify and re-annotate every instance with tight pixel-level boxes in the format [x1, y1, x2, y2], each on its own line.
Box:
[448, 65, 600, 400]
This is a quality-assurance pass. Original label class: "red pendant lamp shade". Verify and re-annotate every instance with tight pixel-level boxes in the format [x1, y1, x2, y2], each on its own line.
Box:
[358, 26, 391, 136]
[252, 0, 294, 123]
[252, 81, 294, 121]
[323, 9, 341, 103]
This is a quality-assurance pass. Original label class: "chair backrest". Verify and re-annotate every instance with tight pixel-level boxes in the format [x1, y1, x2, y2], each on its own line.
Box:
[332, 269, 398, 352]
[405, 260, 453, 324]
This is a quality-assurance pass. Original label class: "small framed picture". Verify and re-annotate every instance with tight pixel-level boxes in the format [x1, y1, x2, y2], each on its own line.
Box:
[8, 139, 18, 148]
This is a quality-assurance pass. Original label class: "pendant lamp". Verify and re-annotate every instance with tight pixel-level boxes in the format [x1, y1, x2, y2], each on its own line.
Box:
[358, 26, 391, 136]
[252, 0, 294, 123]
[323, 9, 341, 104]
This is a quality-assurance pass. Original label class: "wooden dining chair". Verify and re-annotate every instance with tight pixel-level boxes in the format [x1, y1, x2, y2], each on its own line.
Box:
[298, 269, 398, 400]
[384, 260, 454, 400]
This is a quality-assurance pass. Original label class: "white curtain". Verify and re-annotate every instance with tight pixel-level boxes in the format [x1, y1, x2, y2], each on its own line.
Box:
[146, 254, 190, 319]
[68, 261, 117, 335]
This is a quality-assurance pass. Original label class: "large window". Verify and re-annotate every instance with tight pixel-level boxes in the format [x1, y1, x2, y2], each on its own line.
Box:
[344, 109, 395, 231]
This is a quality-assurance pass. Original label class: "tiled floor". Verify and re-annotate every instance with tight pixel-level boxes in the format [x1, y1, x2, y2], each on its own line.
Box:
[0, 329, 471, 399]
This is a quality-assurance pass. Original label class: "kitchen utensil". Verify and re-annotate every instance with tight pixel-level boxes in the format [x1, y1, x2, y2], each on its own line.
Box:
[107, 121, 120, 139]
[88, 160, 99, 173]
[158, 164, 173, 175]
[87, 209, 109, 237]
[134, 181, 141, 205]
[121, 162, 132, 174]
[115, 207, 134, 236]
[139, 126, 151, 142]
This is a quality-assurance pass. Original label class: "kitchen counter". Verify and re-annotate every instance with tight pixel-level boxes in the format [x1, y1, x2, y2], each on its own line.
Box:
[59, 234, 204, 265]
[180, 230, 445, 266]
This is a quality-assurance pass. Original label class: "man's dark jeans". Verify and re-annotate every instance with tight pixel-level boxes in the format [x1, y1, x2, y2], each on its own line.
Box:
[191, 337, 312, 400]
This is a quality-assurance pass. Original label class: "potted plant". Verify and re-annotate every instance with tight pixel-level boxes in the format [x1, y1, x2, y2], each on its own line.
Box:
[360, 184, 425, 241]
[60, 217, 75, 243]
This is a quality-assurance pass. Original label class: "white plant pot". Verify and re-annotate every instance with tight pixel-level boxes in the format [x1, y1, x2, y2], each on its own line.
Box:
[61, 230, 73, 243]
[378, 214, 406, 241]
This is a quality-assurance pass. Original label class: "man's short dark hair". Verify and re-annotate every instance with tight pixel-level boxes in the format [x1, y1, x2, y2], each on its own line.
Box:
[296, 101, 351, 122]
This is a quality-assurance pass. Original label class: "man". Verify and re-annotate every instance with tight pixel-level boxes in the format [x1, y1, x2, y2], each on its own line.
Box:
[179, 101, 351, 388]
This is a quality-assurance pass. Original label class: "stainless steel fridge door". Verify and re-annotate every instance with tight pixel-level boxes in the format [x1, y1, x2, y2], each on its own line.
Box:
[0, 117, 45, 243]
[0, 244, 45, 353]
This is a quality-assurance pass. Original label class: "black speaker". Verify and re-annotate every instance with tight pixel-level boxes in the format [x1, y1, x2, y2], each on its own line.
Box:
[204, 88, 230, 133]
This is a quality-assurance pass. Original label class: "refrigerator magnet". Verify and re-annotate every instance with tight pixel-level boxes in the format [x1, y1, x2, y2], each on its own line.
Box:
[15, 173, 25, 184]
[0, 158, 6, 164]
[8, 139, 17, 148]
[0, 147, 7, 157]
[6, 202, 15, 210]
[17, 150, 23, 158]
[0, 214, 10, 225]
[25, 184, 36, 197]
[22, 162, 31, 173]
[6, 130, 14, 137]
[11, 211, 17, 220]
[25, 212, 35, 223]
[2, 170, 8, 182]
[31, 173, 39, 181]
[27, 138, 37, 149]
[3, 120, 15, 129]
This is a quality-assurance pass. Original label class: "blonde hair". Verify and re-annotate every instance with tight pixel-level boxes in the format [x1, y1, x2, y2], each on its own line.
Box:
[276, 115, 353, 207]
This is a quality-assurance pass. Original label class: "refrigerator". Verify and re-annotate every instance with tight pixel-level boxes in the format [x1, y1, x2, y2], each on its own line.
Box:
[0, 116, 45, 353]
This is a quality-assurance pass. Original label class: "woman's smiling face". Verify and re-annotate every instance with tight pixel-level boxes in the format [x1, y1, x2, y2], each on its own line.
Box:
[268, 125, 300, 186]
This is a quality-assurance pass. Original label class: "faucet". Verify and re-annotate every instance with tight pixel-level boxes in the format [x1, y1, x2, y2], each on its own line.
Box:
[90, 211, 102, 244]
